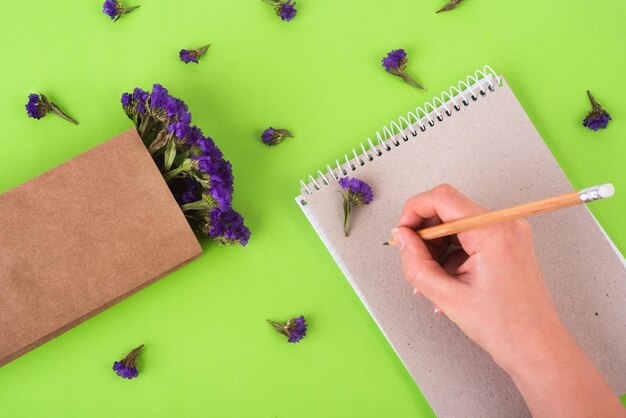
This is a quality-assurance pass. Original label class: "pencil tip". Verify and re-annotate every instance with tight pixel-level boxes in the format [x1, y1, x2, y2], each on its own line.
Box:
[382, 242, 389, 246]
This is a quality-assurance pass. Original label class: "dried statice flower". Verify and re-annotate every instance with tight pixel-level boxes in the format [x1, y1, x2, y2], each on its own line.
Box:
[112, 344, 144, 379]
[437, 0, 463, 13]
[339, 176, 373, 236]
[268, 315, 307, 343]
[583, 90, 612, 131]
[261, 127, 293, 145]
[25, 94, 79, 125]
[179, 45, 210, 64]
[263, 0, 297, 22]
[103, 0, 140, 21]
[201, 207, 251, 246]
[382, 49, 426, 92]
[120, 84, 250, 246]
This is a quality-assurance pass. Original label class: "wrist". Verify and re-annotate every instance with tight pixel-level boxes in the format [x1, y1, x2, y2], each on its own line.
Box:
[492, 317, 573, 378]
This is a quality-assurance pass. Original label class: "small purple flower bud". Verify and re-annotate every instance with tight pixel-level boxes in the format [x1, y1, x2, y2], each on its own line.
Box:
[381, 49, 425, 92]
[25, 93, 79, 125]
[25, 94, 47, 119]
[112, 344, 144, 379]
[268, 315, 307, 343]
[179, 45, 210, 64]
[339, 177, 374, 236]
[263, 0, 297, 22]
[583, 90, 612, 131]
[382, 49, 407, 72]
[202, 207, 251, 246]
[103, 0, 140, 22]
[121, 92, 132, 107]
[261, 127, 293, 145]
[278, 0, 297, 21]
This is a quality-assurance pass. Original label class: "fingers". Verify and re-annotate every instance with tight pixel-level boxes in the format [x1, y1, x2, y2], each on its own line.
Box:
[442, 249, 469, 276]
[399, 184, 485, 227]
[398, 184, 487, 255]
[392, 227, 465, 307]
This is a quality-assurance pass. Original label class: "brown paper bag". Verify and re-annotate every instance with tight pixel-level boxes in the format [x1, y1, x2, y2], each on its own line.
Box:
[0, 129, 202, 367]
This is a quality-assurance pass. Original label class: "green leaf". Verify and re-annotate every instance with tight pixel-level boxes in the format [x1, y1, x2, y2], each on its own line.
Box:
[164, 139, 177, 171]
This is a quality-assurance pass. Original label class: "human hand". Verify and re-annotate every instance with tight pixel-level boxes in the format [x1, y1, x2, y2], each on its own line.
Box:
[390, 184, 626, 418]
[390, 184, 564, 369]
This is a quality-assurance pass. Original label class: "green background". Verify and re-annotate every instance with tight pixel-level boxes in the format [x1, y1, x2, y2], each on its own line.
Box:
[0, 0, 624, 416]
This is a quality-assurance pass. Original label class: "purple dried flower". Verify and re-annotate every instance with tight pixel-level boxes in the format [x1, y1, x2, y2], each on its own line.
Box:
[25, 94, 46, 119]
[583, 91, 612, 131]
[203, 207, 251, 246]
[261, 127, 293, 145]
[25, 93, 79, 125]
[121, 92, 132, 107]
[278, 0, 297, 21]
[382, 49, 407, 72]
[181, 178, 199, 204]
[168, 115, 192, 139]
[381, 49, 425, 92]
[210, 186, 233, 209]
[437, 0, 463, 13]
[179, 45, 210, 64]
[339, 177, 374, 236]
[132, 87, 148, 114]
[103, 0, 140, 22]
[268, 315, 307, 343]
[263, 0, 297, 22]
[196, 136, 223, 159]
[103, 0, 118, 18]
[339, 177, 374, 205]
[120, 84, 251, 246]
[112, 344, 143, 379]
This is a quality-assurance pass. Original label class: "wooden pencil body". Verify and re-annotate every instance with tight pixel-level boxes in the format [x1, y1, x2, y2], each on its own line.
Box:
[418, 191, 581, 240]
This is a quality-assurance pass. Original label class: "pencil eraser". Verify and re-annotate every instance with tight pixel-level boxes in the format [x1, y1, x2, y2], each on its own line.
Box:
[598, 183, 615, 198]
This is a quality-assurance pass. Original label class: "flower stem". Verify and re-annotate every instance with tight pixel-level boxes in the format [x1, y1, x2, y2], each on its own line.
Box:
[137, 114, 151, 138]
[162, 166, 184, 182]
[129, 344, 144, 357]
[50, 105, 79, 125]
[343, 198, 352, 237]
[197, 44, 210, 58]
[400, 72, 426, 92]
[124, 5, 140, 14]
[587, 90, 601, 110]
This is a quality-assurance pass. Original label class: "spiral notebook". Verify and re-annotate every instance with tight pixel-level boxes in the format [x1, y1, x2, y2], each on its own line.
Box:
[295, 67, 626, 417]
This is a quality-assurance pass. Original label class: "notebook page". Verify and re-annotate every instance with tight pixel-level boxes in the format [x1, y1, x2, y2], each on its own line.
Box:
[296, 76, 626, 417]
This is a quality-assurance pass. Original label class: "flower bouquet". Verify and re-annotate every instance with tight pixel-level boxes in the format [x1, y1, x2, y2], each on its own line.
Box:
[121, 84, 250, 246]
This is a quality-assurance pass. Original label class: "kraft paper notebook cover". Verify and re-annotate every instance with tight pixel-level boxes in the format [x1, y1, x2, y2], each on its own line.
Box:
[0, 129, 202, 367]
[296, 67, 626, 417]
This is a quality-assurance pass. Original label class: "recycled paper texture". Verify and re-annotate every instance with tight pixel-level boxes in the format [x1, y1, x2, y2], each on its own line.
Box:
[296, 76, 626, 417]
[0, 129, 202, 367]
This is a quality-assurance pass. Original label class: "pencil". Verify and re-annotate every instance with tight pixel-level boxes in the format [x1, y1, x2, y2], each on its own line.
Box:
[383, 183, 615, 245]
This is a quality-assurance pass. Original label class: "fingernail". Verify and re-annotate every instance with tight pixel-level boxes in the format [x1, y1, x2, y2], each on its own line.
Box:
[413, 288, 420, 296]
[391, 228, 404, 250]
[434, 307, 440, 314]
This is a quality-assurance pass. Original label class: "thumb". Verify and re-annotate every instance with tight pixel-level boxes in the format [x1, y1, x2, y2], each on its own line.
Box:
[391, 227, 464, 307]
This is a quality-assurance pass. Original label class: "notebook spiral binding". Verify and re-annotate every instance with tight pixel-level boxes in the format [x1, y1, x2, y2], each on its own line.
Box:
[299, 65, 501, 197]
